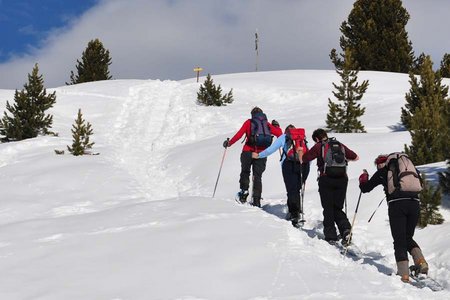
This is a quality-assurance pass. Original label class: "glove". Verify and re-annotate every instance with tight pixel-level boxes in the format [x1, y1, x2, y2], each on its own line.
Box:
[359, 169, 369, 185]
[223, 138, 230, 148]
[271, 119, 280, 128]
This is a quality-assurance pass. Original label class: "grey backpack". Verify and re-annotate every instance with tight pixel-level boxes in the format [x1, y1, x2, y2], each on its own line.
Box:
[321, 137, 347, 177]
[386, 152, 422, 196]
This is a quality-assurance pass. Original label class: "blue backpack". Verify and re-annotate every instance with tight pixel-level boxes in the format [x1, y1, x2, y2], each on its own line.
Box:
[247, 112, 272, 148]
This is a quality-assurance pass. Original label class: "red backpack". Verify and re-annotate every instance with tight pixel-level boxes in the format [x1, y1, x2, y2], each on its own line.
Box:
[283, 128, 308, 161]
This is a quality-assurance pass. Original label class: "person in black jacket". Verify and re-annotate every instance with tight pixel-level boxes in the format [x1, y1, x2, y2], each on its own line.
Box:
[359, 154, 428, 283]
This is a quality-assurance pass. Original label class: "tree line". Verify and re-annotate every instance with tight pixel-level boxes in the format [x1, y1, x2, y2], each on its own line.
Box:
[0, 38, 110, 155]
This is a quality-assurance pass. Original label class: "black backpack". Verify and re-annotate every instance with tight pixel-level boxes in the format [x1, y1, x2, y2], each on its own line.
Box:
[247, 112, 272, 148]
[321, 137, 347, 177]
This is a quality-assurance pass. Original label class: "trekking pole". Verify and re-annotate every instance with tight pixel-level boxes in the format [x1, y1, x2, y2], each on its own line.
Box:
[212, 144, 228, 198]
[368, 197, 386, 223]
[344, 197, 347, 216]
[300, 182, 306, 222]
[250, 174, 254, 205]
[344, 191, 362, 255]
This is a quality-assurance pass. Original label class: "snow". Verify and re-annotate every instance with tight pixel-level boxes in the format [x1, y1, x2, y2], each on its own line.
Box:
[0, 70, 449, 299]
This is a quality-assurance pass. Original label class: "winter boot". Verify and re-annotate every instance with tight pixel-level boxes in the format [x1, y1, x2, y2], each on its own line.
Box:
[252, 197, 261, 208]
[291, 212, 301, 227]
[396, 260, 410, 283]
[411, 247, 429, 275]
[285, 212, 292, 221]
[237, 190, 249, 204]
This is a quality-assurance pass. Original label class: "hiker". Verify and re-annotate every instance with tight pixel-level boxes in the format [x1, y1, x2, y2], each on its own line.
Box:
[359, 153, 428, 283]
[252, 125, 310, 227]
[301, 128, 359, 245]
[223, 107, 282, 207]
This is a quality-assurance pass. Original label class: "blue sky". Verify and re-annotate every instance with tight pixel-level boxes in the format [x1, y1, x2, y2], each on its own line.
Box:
[0, 0, 97, 61]
[0, 0, 449, 89]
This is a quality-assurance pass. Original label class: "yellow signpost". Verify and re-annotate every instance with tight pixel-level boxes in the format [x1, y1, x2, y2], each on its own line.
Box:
[194, 67, 203, 82]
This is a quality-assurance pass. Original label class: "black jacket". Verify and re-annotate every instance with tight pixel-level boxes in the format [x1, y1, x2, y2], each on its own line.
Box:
[360, 167, 420, 202]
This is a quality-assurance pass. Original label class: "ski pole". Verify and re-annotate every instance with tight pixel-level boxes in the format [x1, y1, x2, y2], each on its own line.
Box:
[250, 174, 254, 204]
[344, 196, 347, 216]
[368, 197, 386, 223]
[299, 161, 305, 222]
[344, 191, 362, 255]
[212, 143, 228, 198]
[300, 182, 305, 222]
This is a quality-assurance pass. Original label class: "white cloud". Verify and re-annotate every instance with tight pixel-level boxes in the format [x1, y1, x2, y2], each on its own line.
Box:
[0, 0, 449, 89]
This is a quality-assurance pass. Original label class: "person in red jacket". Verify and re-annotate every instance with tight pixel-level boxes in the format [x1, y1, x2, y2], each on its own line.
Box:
[223, 107, 282, 207]
[301, 128, 359, 245]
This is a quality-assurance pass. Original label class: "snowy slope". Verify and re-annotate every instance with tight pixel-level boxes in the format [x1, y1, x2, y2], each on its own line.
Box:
[0, 70, 448, 299]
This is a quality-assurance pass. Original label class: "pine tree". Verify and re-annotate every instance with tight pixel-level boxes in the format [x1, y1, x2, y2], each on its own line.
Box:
[411, 52, 427, 75]
[403, 56, 449, 164]
[439, 160, 450, 195]
[67, 109, 95, 156]
[67, 39, 112, 85]
[418, 175, 444, 227]
[0, 63, 56, 141]
[326, 50, 368, 133]
[439, 53, 450, 78]
[197, 74, 234, 106]
[402, 55, 449, 130]
[331, 0, 414, 73]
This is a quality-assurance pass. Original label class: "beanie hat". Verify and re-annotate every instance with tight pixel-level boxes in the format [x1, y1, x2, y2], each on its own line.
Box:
[374, 154, 388, 169]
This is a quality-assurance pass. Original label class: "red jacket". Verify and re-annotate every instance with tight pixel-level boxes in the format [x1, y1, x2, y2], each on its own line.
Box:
[302, 140, 357, 175]
[228, 119, 282, 153]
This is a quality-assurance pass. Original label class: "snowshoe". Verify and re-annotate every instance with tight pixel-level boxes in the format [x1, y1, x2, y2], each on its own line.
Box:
[291, 219, 302, 228]
[409, 266, 443, 291]
[235, 190, 249, 204]
[290, 212, 303, 228]
[285, 212, 292, 221]
[252, 197, 261, 208]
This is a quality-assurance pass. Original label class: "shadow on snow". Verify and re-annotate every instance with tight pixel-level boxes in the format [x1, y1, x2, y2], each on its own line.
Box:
[262, 201, 395, 277]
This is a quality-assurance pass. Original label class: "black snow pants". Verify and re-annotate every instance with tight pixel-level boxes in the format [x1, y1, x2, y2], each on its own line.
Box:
[281, 160, 310, 215]
[239, 151, 267, 201]
[318, 176, 351, 241]
[388, 199, 420, 262]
